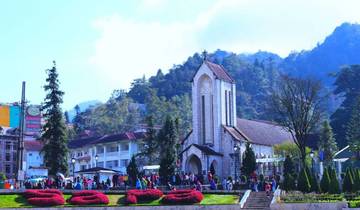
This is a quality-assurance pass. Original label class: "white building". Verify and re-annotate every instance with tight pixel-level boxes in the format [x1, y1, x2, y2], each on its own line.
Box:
[24, 140, 47, 177]
[181, 60, 293, 179]
[68, 132, 146, 175]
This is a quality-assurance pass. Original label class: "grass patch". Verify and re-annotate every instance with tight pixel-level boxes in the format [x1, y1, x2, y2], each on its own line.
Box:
[0, 194, 239, 208]
[201, 194, 239, 205]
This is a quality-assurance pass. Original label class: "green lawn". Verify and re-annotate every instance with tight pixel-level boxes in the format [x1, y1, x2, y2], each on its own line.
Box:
[0, 194, 239, 208]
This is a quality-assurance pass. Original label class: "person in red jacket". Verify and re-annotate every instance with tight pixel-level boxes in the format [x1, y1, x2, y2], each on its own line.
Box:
[265, 182, 271, 197]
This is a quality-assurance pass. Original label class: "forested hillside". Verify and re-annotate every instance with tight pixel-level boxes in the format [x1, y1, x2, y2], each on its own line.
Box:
[71, 22, 360, 147]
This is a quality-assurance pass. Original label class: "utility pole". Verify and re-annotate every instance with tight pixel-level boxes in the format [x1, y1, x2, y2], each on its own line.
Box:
[17, 81, 25, 188]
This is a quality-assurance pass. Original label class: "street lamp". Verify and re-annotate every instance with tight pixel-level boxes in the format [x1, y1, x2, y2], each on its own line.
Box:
[95, 154, 99, 167]
[71, 158, 76, 179]
[310, 150, 315, 174]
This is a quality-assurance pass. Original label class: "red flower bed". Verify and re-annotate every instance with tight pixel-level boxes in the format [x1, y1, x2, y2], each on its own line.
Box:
[162, 190, 204, 205]
[24, 189, 65, 206]
[125, 189, 163, 204]
[67, 190, 109, 205]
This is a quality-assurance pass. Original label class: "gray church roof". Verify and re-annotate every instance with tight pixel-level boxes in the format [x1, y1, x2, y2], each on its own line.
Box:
[234, 118, 293, 146]
[204, 61, 235, 83]
[191, 60, 235, 83]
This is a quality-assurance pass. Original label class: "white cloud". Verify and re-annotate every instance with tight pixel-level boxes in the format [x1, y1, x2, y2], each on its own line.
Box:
[90, 15, 202, 90]
[89, 0, 360, 90]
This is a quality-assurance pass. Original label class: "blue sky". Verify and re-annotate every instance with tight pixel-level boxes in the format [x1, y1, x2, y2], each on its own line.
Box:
[1, 0, 359, 110]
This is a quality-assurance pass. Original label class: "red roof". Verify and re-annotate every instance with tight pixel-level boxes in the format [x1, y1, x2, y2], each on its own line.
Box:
[204, 61, 234, 83]
[24, 140, 43, 151]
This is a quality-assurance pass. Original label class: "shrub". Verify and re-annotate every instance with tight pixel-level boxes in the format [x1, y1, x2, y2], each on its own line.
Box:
[27, 195, 65, 206]
[343, 168, 354, 193]
[67, 190, 109, 205]
[320, 168, 330, 193]
[125, 189, 163, 204]
[24, 189, 65, 206]
[282, 174, 296, 191]
[353, 169, 360, 192]
[162, 190, 204, 205]
[297, 168, 311, 193]
[328, 167, 341, 194]
[309, 171, 320, 193]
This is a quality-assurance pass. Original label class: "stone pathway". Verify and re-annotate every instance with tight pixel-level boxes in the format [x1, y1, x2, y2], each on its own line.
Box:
[243, 191, 273, 210]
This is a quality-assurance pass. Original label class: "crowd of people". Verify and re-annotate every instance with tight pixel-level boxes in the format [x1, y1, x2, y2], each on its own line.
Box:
[21, 170, 278, 194]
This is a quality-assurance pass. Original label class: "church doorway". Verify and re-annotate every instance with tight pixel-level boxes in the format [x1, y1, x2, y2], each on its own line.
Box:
[210, 160, 217, 175]
[187, 155, 202, 175]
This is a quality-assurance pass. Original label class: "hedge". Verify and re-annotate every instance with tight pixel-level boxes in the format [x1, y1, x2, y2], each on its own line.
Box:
[67, 190, 109, 205]
[125, 189, 163, 204]
[24, 189, 65, 206]
[162, 190, 204, 205]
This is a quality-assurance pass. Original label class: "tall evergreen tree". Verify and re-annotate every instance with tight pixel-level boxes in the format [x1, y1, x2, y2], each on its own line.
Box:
[41, 61, 69, 176]
[126, 155, 139, 186]
[158, 116, 177, 184]
[328, 167, 341, 194]
[241, 143, 256, 177]
[346, 95, 360, 157]
[318, 120, 338, 166]
[64, 111, 70, 124]
[297, 168, 311, 193]
[320, 167, 331, 193]
[343, 168, 354, 193]
[331, 65, 360, 148]
[141, 115, 158, 164]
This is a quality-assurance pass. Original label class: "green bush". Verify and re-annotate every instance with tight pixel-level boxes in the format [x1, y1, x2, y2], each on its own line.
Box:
[282, 173, 296, 191]
[310, 171, 320, 193]
[320, 168, 331, 193]
[343, 168, 354, 193]
[0, 173, 5, 181]
[349, 200, 360, 208]
[297, 168, 311, 193]
[329, 167, 341, 194]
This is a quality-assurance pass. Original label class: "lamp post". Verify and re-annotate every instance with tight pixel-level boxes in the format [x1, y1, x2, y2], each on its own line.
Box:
[95, 154, 99, 167]
[310, 150, 315, 174]
[71, 158, 75, 180]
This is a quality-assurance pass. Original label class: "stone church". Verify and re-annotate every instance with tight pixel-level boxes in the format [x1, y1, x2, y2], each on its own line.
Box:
[180, 60, 293, 179]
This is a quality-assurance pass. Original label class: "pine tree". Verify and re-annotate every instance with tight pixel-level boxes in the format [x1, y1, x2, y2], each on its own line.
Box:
[140, 115, 159, 164]
[41, 61, 69, 176]
[158, 116, 177, 184]
[297, 168, 311, 193]
[318, 120, 338, 166]
[241, 143, 256, 177]
[309, 170, 320, 193]
[346, 95, 360, 157]
[328, 167, 341, 194]
[320, 168, 331, 193]
[343, 168, 354, 193]
[127, 155, 139, 186]
[354, 169, 360, 192]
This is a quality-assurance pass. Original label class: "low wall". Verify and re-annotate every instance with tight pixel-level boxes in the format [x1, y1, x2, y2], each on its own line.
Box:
[271, 202, 348, 210]
[0, 205, 240, 210]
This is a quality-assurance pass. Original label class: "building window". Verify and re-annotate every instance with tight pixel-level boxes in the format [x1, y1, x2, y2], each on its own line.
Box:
[120, 159, 129, 167]
[5, 153, 10, 161]
[5, 142, 11, 151]
[96, 146, 104, 154]
[120, 143, 129, 151]
[81, 165, 86, 171]
[29, 153, 33, 156]
[225, 90, 228, 126]
[106, 145, 119, 153]
[201, 95, 206, 144]
[13, 153, 16, 161]
[106, 161, 113, 168]
[5, 164, 10, 174]
[97, 161, 104, 167]
[13, 144, 17, 151]
[229, 91, 232, 126]
[114, 160, 119, 167]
